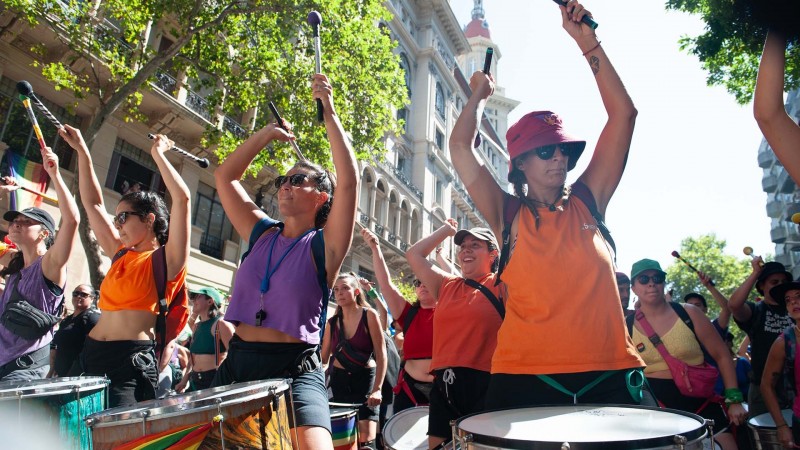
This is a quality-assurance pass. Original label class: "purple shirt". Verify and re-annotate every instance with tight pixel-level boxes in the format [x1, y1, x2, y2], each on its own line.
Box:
[0, 257, 65, 367]
[225, 228, 325, 344]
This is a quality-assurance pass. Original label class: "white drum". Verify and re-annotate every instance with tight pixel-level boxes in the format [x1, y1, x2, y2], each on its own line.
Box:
[748, 409, 793, 450]
[383, 406, 430, 450]
[453, 405, 712, 449]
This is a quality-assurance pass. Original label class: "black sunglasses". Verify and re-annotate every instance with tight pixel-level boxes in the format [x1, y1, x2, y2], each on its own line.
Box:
[534, 143, 580, 161]
[636, 274, 666, 285]
[412, 279, 422, 287]
[72, 291, 91, 299]
[113, 211, 146, 226]
[273, 173, 311, 189]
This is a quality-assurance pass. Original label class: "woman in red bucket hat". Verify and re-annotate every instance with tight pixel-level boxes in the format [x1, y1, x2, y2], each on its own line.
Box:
[449, 0, 644, 409]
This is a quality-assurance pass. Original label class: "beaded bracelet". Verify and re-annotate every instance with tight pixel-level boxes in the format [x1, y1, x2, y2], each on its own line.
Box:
[582, 41, 601, 57]
[723, 387, 744, 404]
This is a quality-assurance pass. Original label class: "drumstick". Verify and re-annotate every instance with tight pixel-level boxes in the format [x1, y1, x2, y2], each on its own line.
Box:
[671, 251, 715, 286]
[268, 102, 306, 161]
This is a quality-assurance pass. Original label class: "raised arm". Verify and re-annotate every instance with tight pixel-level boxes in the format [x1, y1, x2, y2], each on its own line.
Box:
[563, 1, 637, 214]
[39, 146, 79, 287]
[361, 228, 409, 319]
[405, 219, 457, 300]
[699, 271, 731, 329]
[313, 74, 360, 284]
[729, 257, 763, 323]
[149, 135, 190, 280]
[59, 125, 121, 256]
[214, 123, 293, 239]
[754, 31, 800, 184]
[449, 72, 505, 234]
[366, 309, 386, 408]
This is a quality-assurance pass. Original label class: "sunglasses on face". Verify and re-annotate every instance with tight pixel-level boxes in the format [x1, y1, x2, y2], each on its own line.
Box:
[534, 143, 579, 161]
[273, 173, 312, 189]
[72, 291, 91, 299]
[113, 211, 146, 226]
[636, 274, 666, 285]
[413, 279, 422, 287]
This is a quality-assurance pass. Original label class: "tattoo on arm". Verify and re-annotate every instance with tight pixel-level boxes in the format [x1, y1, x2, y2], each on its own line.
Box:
[589, 56, 600, 75]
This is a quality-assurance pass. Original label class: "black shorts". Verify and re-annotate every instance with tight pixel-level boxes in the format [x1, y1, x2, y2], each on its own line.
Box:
[428, 367, 491, 440]
[393, 369, 433, 414]
[648, 377, 730, 433]
[81, 337, 157, 408]
[485, 369, 640, 409]
[211, 336, 330, 432]
[329, 366, 378, 421]
[190, 368, 217, 391]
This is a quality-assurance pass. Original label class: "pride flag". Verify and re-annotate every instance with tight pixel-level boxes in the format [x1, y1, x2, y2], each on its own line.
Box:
[2, 150, 49, 210]
[331, 410, 357, 450]
[113, 422, 214, 450]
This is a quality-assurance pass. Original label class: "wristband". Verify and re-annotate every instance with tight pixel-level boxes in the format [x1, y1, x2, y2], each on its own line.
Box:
[778, 423, 790, 428]
[582, 41, 601, 57]
[723, 387, 744, 404]
[366, 288, 379, 299]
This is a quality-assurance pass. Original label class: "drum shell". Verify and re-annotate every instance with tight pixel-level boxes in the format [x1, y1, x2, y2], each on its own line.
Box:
[330, 404, 359, 450]
[747, 409, 793, 450]
[85, 379, 291, 450]
[383, 406, 430, 450]
[453, 405, 710, 450]
[0, 376, 108, 449]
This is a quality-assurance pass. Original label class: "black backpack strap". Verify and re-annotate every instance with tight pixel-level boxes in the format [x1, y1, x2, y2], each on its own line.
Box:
[571, 181, 616, 259]
[403, 305, 420, 333]
[312, 230, 329, 343]
[151, 246, 168, 353]
[111, 248, 129, 265]
[241, 217, 282, 263]
[626, 312, 635, 337]
[464, 278, 505, 319]
[496, 193, 522, 285]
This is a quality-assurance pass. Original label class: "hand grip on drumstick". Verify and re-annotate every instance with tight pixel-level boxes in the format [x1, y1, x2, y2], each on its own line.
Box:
[268, 102, 306, 161]
[551, 0, 599, 29]
[147, 134, 210, 168]
[671, 251, 715, 286]
[743, 246, 765, 267]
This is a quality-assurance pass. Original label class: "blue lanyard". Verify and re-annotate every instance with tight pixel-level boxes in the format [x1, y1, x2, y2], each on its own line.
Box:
[259, 228, 315, 295]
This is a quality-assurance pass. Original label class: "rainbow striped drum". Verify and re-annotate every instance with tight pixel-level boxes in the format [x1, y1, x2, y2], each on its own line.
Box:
[85, 379, 290, 449]
[330, 403, 358, 450]
[0, 376, 108, 449]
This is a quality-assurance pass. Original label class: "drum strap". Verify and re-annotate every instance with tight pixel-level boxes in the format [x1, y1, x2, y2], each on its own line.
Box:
[537, 370, 617, 404]
[0, 345, 49, 378]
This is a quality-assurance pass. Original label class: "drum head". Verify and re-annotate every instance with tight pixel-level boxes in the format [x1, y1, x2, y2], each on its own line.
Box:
[0, 376, 108, 399]
[749, 410, 793, 428]
[85, 378, 289, 427]
[455, 405, 708, 449]
[383, 406, 429, 450]
[330, 407, 358, 419]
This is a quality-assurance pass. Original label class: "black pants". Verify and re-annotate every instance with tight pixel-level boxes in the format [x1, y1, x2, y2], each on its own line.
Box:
[392, 369, 433, 414]
[329, 366, 378, 421]
[428, 367, 491, 440]
[81, 337, 157, 408]
[190, 368, 217, 391]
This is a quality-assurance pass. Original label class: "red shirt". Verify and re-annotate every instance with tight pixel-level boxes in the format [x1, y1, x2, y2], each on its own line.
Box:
[397, 303, 434, 360]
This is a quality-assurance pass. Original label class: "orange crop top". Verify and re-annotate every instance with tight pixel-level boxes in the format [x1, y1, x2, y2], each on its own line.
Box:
[98, 247, 187, 314]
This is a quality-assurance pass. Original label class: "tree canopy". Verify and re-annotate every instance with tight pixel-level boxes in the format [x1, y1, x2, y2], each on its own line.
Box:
[666, 0, 800, 104]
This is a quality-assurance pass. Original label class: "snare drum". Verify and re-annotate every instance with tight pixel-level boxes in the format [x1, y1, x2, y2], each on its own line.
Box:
[383, 406, 430, 450]
[85, 379, 291, 450]
[0, 376, 108, 449]
[453, 405, 711, 449]
[748, 409, 792, 450]
[330, 403, 358, 450]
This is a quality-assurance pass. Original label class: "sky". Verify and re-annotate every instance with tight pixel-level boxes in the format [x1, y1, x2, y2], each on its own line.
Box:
[450, 0, 775, 280]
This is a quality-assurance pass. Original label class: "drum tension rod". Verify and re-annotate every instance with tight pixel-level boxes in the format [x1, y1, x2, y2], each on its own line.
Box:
[215, 398, 226, 450]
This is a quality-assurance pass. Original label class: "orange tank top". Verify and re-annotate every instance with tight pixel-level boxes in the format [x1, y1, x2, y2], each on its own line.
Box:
[492, 196, 644, 375]
[98, 247, 187, 314]
[431, 273, 504, 373]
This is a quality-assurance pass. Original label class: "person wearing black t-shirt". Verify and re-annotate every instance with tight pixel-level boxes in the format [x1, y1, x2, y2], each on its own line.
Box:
[48, 284, 100, 377]
[729, 259, 793, 417]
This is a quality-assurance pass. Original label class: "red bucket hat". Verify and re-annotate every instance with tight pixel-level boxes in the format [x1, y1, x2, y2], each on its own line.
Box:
[506, 111, 586, 181]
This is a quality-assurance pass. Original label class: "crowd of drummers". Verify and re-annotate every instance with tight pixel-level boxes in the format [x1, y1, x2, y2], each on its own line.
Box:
[3, 0, 800, 449]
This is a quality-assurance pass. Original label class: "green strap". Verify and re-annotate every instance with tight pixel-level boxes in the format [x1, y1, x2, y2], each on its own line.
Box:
[537, 370, 618, 404]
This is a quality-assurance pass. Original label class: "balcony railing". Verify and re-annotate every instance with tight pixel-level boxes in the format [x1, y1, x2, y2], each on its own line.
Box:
[154, 71, 177, 95]
[223, 116, 247, 139]
[377, 158, 423, 200]
[359, 213, 371, 227]
[199, 233, 224, 260]
[186, 90, 213, 122]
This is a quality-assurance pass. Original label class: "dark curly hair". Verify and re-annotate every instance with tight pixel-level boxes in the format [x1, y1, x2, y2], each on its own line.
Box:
[120, 190, 170, 245]
[292, 161, 336, 229]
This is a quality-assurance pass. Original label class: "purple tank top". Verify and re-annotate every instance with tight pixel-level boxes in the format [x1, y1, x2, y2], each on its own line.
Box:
[225, 228, 325, 344]
[0, 257, 65, 367]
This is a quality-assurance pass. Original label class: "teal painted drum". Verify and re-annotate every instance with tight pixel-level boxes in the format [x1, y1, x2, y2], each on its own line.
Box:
[0, 376, 108, 449]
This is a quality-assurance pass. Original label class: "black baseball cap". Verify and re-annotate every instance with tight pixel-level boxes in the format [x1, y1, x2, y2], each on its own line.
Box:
[4, 207, 56, 235]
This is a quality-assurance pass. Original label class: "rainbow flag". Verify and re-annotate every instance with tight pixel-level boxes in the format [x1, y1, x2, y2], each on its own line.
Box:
[2, 150, 49, 210]
[113, 422, 213, 450]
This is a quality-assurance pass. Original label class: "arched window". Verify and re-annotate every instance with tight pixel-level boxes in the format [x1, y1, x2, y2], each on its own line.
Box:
[399, 53, 412, 95]
[435, 82, 445, 118]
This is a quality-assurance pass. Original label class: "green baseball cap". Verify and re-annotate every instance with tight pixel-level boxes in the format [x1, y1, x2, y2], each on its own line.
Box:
[631, 258, 666, 281]
[188, 286, 223, 307]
